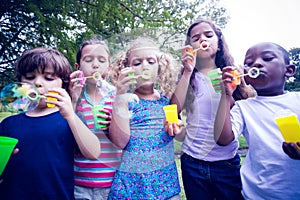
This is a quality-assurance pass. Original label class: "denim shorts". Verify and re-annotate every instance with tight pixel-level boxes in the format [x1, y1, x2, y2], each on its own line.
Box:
[180, 153, 244, 200]
[75, 185, 110, 200]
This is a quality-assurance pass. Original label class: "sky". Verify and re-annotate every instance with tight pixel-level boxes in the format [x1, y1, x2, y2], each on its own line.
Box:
[220, 0, 300, 64]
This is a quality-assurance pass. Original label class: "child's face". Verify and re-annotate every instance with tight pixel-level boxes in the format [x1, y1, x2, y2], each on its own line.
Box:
[243, 43, 287, 95]
[128, 48, 159, 87]
[21, 66, 63, 106]
[79, 44, 110, 84]
[189, 22, 219, 58]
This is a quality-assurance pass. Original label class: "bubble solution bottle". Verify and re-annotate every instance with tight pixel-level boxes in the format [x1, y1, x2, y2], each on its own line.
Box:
[275, 109, 300, 143]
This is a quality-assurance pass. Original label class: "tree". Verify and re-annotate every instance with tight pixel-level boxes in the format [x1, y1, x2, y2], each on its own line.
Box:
[0, 0, 229, 89]
[285, 48, 300, 91]
[0, 0, 79, 87]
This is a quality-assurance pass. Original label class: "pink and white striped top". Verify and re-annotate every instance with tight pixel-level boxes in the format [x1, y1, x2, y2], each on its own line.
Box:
[74, 96, 122, 188]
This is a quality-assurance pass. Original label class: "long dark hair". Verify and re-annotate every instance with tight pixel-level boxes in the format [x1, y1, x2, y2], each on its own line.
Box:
[184, 19, 248, 112]
[185, 19, 234, 68]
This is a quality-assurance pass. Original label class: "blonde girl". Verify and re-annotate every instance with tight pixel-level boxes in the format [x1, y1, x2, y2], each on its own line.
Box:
[108, 37, 182, 200]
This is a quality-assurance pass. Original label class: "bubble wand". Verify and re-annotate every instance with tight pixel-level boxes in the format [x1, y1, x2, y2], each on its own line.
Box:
[77, 71, 102, 85]
[128, 70, 152, 81]
[0, 82, 58, 112]
[127, 70, 153, 93]
[17, 83, 58, 108]
[194, 40, 210, 51]
[230, 67, 260, 86]
[182, 41, 210, 65]
[139, 70, 152, 80]
[232, 67, 260, 79]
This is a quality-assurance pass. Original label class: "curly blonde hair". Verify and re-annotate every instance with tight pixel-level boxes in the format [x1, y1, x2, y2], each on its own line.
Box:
[110, 37, 179, 98]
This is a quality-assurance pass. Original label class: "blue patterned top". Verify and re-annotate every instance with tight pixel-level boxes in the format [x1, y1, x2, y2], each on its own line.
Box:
[108, 95, 180, 200]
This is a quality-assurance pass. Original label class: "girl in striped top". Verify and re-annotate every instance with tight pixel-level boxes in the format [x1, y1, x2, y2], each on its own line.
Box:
[70, 39, 122, 200]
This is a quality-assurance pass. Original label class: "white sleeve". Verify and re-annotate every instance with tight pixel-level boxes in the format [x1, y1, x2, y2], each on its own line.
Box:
[230, 103, 246, 139]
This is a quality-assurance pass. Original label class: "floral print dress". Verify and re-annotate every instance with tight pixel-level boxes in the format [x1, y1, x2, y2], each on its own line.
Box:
[108, 95, 180, 200]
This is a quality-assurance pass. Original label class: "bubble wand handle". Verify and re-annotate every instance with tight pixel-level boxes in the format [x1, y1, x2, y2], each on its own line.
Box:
[237, 67, 260, 78]
[0, 82, 53, 113]
[84, 72, 102, 80]
[26, 90, 46, 101]
[75, 71, 102, 86]
[229, 67, 260, 88]
[25, 88, 57, 108]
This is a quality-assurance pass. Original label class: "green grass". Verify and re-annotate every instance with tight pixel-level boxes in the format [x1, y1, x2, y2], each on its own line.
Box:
[238, 136, 248, 164]
[0, 112, 13, 122]
[174, 139, 182, 152]
[238, 135, 248, 148]
[175, 158, 186, 200]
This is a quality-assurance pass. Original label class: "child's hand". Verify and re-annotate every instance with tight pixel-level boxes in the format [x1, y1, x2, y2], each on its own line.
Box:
[181, 45, 196, 73]
[12, 148, 19, 155]
[282, 142, 300, 160]
[70, 70, 85, 87]
[116, 67, 136, 95]
[45, 88, 74, 119]
[221, 66, 239, 96]
[237, 66, 257, 99]
[164, 119, 184, 137]
[97, 108, 112, 131]
[69, 70, 84, 106]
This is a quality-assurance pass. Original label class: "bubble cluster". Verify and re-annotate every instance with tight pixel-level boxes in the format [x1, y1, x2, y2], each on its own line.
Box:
[0, 82, 40, 113]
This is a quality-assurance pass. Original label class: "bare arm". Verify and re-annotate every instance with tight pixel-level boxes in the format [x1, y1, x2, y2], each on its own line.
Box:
[214, 93, 235, 145]
[171, 46, 195, 113]
[109, 94, 131, 149]
[214, 67, 238, 145]
[109, 67, 135, 149]
[171, 70, 193, 113]
[49, 88, 100, 160]
[67, 114, 101, 160]
[174, 126, 186, 142]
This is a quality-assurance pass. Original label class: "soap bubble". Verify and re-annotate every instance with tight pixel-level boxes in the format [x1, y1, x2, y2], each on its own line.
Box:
[0, 82, 40, 113]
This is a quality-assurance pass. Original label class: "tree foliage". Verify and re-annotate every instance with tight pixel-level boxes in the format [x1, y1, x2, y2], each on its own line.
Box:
[285, 48, 300, 91]
[0, 0, 229, 88]
[0, 0, 78, 87]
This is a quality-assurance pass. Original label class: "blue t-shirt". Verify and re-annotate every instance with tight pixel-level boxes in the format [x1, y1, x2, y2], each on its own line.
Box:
[0, 112, 76, 200]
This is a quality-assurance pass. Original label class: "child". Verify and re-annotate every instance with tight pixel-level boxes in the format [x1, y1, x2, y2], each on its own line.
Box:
[70, 39, 122, 199]
[171, 19, 254, 200]
[108, 37, 182, 199]
[0, 47, 100, 199]
[214, 42, 300, 199]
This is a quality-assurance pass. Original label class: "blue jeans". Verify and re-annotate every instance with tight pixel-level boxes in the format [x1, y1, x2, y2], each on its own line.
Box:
[180, 153, 243, 200]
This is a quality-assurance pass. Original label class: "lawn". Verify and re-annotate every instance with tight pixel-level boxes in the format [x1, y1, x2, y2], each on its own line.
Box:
[0, 112, 13, 122]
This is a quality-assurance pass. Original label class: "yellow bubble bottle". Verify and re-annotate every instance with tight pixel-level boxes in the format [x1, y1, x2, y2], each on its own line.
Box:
[275, 113, 300, 143]
[47, 91, 58, 108]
